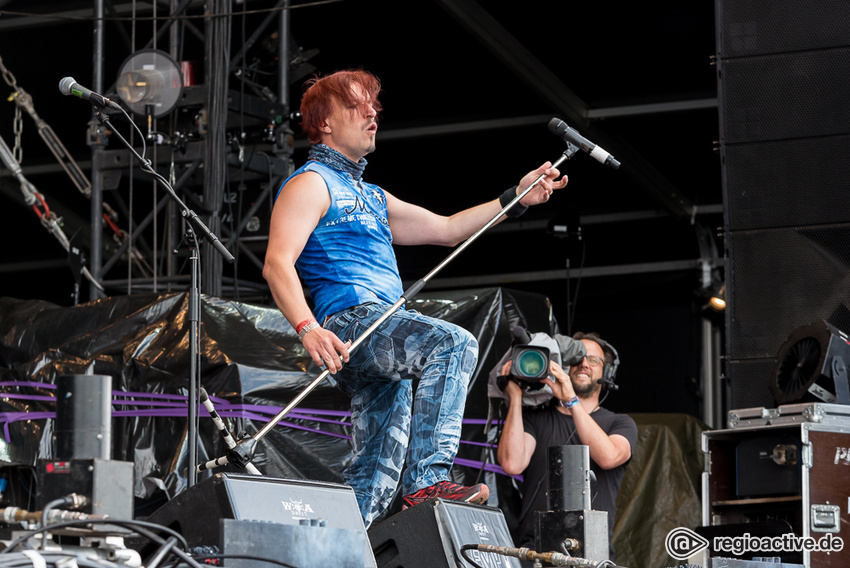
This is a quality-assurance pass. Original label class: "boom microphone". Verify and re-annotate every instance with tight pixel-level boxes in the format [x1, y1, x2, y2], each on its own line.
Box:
[511, 325, 533, 345]
[58, 77, 122, 110]
[548, 118, 621, 170]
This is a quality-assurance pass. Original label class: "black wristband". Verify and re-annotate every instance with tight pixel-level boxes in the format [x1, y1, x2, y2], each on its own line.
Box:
[499, 186, 527, 218]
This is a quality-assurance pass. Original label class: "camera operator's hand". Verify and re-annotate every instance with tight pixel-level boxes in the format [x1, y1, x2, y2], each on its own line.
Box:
[499, 360, 524, 401]
[541, 360, 577, 401]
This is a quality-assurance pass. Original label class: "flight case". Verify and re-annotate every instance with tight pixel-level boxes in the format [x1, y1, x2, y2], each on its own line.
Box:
[701, 403, 850, 567]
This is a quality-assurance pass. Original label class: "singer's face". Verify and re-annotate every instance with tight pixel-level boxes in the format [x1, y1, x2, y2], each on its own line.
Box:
[322, 82, 378, 162]
[568, 339, 604, 397]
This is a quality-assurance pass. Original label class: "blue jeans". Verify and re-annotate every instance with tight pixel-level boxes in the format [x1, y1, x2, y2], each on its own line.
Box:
[323, 303, 479, 527]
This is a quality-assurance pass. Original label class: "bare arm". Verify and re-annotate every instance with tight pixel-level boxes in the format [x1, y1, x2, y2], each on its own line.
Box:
[545, 362, 632, 470]
[262, 172, 349, 373]
[388, 162, 568, 247]
[496, 362, 537, 475]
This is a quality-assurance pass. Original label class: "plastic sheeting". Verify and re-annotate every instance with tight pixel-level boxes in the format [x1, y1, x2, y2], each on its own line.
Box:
[0, 291, 707, 565]
[613, 413, 707, 568]
[0, 288, 557, 507]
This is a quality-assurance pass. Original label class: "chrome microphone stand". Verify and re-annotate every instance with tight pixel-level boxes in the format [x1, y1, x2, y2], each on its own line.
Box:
[198, 142, 579, 475]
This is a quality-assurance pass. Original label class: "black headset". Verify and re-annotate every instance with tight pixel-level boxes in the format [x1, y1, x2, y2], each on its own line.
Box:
[595, 338, 620, 392]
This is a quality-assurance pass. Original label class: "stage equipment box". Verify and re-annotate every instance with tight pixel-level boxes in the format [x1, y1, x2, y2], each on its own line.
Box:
[535, 509, 608, 563]
[701, 403, 850, 567]
[144, 473, 375, 568]
[369, 498, 520, 568]
[36, 458, 133, 521]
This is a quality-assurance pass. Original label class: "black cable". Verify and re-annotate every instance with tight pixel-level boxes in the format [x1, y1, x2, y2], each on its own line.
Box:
[40, 496, 72, 550]
[459, 544, 486, 568]
[1, 518, 191, 559]
[200, 554, 299, 568]
[568, 238, 587, 329]
[146, 536, 180, 568]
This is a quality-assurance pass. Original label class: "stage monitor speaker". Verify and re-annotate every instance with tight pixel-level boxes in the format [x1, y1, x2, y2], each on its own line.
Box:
[144, 473, 376, 568]
[216, 518, 364, 568]
[369, 498, 520, 568]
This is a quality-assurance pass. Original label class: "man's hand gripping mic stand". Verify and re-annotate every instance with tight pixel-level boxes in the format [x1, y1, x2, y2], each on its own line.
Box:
[198, 141, 581, 476]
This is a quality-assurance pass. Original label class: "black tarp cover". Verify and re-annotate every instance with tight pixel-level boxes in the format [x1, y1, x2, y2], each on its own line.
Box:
[0, 288, 556, 503]
[0, 290, 707, 567]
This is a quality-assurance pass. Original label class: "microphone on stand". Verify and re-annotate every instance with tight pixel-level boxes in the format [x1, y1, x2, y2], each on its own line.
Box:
[548, 118, 621, 170]
[58, 77, 122, 110]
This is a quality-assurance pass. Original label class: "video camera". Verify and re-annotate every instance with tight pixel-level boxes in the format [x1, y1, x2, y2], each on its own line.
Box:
[487, 326, 587, 406]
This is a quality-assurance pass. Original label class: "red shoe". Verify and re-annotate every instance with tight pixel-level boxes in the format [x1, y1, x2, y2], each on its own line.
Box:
[402, 480, 490, 510]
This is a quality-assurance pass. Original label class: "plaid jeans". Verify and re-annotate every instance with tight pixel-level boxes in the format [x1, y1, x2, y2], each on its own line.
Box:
[324, 303, 479, 527]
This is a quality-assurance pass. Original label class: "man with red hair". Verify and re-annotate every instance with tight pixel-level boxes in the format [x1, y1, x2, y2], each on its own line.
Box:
[263, 69, 567, 526]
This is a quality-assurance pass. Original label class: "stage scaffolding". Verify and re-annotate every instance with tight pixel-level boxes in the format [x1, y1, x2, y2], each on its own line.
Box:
[85, 0, 295, 303]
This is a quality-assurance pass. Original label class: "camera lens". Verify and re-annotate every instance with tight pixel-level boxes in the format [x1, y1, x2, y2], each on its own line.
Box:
[515, 349, 547, 377]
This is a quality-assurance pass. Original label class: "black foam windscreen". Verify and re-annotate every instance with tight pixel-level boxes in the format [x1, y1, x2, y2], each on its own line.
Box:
[368, 498, 519, 568]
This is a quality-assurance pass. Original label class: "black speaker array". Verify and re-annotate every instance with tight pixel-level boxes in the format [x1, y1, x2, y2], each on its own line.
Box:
[717, 0, 850, 408]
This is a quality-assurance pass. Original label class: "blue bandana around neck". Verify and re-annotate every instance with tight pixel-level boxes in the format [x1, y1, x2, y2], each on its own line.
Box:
[308, 144, 368, 181]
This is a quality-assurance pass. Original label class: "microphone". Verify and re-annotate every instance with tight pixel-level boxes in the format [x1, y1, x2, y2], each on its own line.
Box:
[548, 118, 621, 170]
[511, 325, 532, 345]
[58, 77, 122, 110]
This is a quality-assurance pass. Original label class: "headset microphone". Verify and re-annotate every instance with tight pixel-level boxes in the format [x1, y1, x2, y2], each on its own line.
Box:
[595, 338, 620, 391]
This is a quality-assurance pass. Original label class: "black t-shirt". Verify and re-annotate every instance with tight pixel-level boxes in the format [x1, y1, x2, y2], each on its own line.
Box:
[515, 405, 638, 555]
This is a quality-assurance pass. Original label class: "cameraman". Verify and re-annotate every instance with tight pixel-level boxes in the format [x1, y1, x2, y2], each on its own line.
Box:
[496, 332, 637, 560]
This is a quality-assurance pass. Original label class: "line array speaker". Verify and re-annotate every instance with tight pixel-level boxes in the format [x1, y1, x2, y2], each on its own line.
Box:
[716, 0, 850, 409]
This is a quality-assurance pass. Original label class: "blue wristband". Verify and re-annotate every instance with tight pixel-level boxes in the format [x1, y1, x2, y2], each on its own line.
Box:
[561, 396, 580, 409]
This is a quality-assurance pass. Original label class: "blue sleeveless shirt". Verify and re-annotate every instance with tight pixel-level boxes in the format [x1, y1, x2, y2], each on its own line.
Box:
[279, 159, 403, 323]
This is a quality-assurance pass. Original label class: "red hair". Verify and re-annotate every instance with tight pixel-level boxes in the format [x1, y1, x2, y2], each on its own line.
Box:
[299, 70, 383, 145]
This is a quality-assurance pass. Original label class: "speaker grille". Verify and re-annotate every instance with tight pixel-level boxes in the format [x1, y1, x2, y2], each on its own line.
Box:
[728, 225, 850, 360]
[718, 0, 850, 408]
[727, 359, 776, 410]
[724, 135, 850, 231]
[718, 0, 850, 58]
[719, 48, 850, 145]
